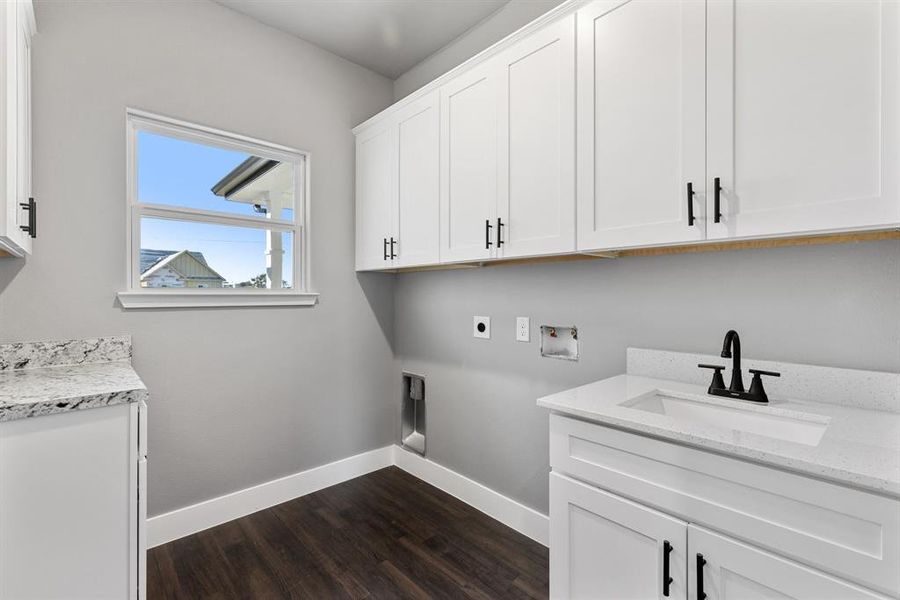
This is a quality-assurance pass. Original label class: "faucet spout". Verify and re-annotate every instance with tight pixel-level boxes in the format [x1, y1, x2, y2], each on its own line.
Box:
[721, 330, 744, 392]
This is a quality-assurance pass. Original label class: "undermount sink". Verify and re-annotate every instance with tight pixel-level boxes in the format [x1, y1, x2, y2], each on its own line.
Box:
[621, 390, 830, 446]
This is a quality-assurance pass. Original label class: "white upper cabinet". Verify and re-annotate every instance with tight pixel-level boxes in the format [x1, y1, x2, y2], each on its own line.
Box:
[394, 92, 440, 268]
[706, 0, 900, 240]
[355, 121, 395, 271]
[439, 61, 499, 263]
[0, 0, 35, 257]
[497, 15, 576, 258]
[355, 91, 440, 271]
[354, 0, 900, 270]
[577, 0, 706, 251]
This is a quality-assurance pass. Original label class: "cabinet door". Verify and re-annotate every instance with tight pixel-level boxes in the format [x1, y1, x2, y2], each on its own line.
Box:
[688, 525, 888, 600]
[440, 60, 499, 263]
[0, 405, 137, 599]
[14, 0, 32, 254]
[576, 0, 706, 251]
[355, 122, 395, 270]
[394, 91, 440, 268]
[496, 15, 576, 258]
[550, 473, 687, 600]
[707, 0, 900, 239]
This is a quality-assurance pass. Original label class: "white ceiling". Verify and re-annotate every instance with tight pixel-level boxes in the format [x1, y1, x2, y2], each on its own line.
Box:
[215, 0, 511, 79]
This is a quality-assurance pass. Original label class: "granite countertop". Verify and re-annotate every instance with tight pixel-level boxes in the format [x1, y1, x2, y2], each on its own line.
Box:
[0, 336, 148, 422]
[537, 373, 900, 498]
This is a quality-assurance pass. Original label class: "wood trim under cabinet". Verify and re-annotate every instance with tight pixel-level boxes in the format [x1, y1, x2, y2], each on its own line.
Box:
[382, 229, 900, 273]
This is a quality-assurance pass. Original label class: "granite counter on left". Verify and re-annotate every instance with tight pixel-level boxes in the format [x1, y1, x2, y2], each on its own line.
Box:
[0, 336, 148, 422]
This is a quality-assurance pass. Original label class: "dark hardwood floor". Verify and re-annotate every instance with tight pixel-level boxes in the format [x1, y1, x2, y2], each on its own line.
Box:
[148, 466, 549, 599]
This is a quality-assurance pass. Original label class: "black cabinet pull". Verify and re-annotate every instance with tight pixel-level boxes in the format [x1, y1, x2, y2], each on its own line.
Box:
[389, 237, 397, 259]
[696, 553, 707, 600]
[19, 197, 36, 239]
[496, 218, 504, 247]
[383, 237, 388, 261]
[713, 177, 722, 223]
[663, 540, 674, 597]
[485, 219, 493, 249]
[686, 183, 695, 226]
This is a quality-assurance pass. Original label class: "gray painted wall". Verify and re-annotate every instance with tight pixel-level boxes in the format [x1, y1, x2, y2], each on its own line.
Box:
[394, 241, 900, 513]
[393, 0, 567, 101]
[0, 0, 397, 517]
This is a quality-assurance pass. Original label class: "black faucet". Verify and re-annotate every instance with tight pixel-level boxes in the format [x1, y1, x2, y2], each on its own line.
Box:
[698, 330, 780, 403]
[721, 330, 744, 392]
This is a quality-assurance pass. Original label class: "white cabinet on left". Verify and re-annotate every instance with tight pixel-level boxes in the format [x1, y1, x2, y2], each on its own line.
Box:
[355, 90, 440, 270]
[0, 0, 35, 257]
[0, 401, 147, 599]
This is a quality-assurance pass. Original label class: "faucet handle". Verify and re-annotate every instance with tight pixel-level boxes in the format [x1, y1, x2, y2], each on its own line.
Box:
[748, 369, 780, 403]
[698, 364, 726, 393]
[749, 369, 780, 378]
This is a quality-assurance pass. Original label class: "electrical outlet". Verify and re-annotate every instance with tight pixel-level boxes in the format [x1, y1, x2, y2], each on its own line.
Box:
[516, 317, 530, 342]
[473, 316, 491, 339]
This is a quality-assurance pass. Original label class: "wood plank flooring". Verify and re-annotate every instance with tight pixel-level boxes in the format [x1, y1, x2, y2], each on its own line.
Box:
[148, 466, 549, 599]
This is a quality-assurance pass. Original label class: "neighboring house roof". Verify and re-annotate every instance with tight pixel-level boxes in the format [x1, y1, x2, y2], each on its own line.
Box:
[140, 249, 226, 283]
[140, 249, 210, 274]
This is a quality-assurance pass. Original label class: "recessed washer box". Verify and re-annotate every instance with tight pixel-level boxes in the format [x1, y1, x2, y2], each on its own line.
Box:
[473, 316, 491, 339]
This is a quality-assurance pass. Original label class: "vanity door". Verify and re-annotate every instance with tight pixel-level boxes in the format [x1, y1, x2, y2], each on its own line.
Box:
[550, 472, 687, 600]
[688, 525, 889, 600]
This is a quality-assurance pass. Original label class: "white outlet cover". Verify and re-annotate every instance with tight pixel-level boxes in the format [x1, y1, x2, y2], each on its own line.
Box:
[473, 316, 491, 339]
[516, 317, 530, 342]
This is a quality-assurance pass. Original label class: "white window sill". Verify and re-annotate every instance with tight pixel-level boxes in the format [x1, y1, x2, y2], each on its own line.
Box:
[117, 290, 319, 309]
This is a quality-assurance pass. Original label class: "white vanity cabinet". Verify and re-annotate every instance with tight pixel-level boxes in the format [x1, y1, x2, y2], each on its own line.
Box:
[0, 401, 147, 599]
[355, 91, 440, 270]
[0, 0, 36, 257]
[548, 414, 898, 599]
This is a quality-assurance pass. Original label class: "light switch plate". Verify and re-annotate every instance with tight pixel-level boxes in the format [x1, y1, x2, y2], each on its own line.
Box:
[516, 317, 530, 342]
[473, 316, 491, 339]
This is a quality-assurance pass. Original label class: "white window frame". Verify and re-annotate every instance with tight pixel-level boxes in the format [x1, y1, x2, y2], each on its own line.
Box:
[117, 108, 317, 308]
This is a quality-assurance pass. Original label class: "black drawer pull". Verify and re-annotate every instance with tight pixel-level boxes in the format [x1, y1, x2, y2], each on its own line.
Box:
[696, 553, 707, 600]
[497, 218, 505, 247]
[485, 219, 493, 249]
[383, 237, 388, 261]
[686, 183, 695, 226]
[19, 197, 36, 239]
[713, 178, 722, 223]
[663, 540, 674, 597]
[390, 237, 397, 259]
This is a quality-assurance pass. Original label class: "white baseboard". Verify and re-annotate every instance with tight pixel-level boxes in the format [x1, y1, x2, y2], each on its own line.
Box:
[147, 446, 394, 548]
[147, 444, 549, 549]
[392, 446, 549, 547]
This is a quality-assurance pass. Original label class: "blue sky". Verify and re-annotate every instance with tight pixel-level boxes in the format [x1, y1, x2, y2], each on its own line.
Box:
[138, 131, 293, 286]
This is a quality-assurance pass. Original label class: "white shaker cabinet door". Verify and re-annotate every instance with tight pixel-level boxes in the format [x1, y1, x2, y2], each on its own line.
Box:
[355, 122, 395, 270]
[576, 0, 706, 251]
[550, 473, 688, 600]
[688, 525, 889, 600]
[440, 60, 499, 263]
[706, 0, 900, 239]
[496, 14, 576, 258]
[394, 91, 440, 268]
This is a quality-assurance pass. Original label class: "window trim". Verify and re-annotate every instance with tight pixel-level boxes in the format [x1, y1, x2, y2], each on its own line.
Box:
[118, 108, 317, 309]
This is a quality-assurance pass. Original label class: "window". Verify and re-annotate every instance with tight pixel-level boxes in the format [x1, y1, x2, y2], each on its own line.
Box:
[118, 109, 316, 308]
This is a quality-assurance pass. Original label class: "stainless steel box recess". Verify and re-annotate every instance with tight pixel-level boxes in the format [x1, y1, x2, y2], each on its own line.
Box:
[401, 373, 426, 456]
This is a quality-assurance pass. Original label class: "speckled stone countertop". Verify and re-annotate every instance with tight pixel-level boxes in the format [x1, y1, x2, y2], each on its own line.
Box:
[538, 371, 900, 498]
[0, 336, 148, 422]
